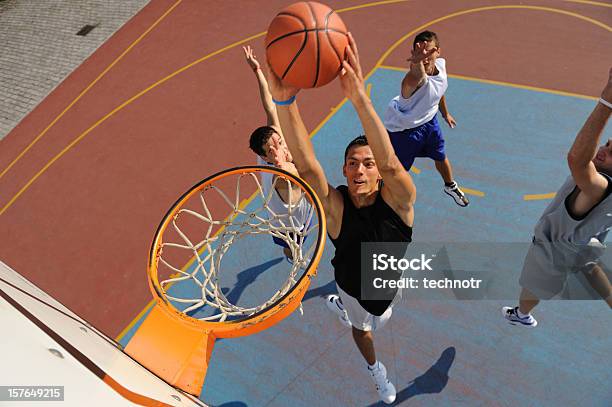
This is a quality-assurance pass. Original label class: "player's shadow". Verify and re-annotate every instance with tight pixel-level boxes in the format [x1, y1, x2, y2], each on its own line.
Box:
[227, 261, 337, 306]
[223, 257, 284, 305]
[186, 257, 285, 318]
[201, 259, 333, 320]
[366, 346, 456, 406]
[302, 280, 337, 302]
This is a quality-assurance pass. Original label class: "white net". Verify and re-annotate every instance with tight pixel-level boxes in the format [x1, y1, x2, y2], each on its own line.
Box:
[154, 168, 320, 322]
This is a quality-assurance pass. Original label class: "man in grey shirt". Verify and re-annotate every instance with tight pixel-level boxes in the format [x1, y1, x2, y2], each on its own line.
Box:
[503, 69, 612, 327]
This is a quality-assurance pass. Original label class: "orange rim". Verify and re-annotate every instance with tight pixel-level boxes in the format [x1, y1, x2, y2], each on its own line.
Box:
[147, 165, 326, 337]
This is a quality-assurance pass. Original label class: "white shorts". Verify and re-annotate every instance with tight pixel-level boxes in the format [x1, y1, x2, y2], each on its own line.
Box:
[336, 284, 399, 332]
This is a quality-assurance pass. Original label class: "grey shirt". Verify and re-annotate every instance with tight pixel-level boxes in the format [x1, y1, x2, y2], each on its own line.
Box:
[533, 173, 612, 270]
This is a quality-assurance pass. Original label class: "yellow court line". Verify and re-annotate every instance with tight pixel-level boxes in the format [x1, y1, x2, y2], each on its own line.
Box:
[447, 74, 598, 100]
[379, 65, 598, 100]
[311, 98, 350, 137]
[337, 0, 408, 13]
[405, 165, 482, 194]
[178, 190, 260, 275]
[449, 73, 599, 100]
[116, 301, 156, 343]
[375, 65, 406, 73]
[116, 1, 420, 343]
[462, 188, 486, 197]
[374, 5, 611, 68]
[115, 188, 261, 342]
[369, 5, 610, 202]
[564, 0, 612, 7]
[339, 0, 612, 12]
[0, 31, 266, 217]
[0, 0, 412, 215]
[524, 193, 557, 201]
[366, 83, 372, 98]
[0, 0, 183, 181]
[115, 3, 607, 340]
[3, 0, 407, 184]
[5, 3, 610, 217]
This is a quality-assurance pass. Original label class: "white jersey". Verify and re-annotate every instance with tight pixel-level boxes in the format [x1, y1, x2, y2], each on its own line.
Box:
[257, 156, 312, 231]
[384, 58, 448, 131]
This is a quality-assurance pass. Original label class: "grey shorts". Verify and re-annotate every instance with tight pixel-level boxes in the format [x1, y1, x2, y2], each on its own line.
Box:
[519, 239, 604, 299]
[336, 284, 400, 332]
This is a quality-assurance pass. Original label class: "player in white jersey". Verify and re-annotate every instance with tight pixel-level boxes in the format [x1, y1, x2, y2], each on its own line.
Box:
[384, 31, 469, 207]
[503, 68, 612, 327]
[243, 46, 311, 261]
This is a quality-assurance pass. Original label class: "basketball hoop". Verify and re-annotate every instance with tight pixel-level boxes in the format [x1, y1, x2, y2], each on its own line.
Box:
[125, 166, 326, 396]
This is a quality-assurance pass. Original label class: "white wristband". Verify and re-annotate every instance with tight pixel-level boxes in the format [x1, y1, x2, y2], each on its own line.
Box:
[599, 98, 612, 109]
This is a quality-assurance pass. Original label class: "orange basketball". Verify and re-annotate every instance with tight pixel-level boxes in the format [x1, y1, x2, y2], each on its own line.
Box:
[265, 2, 349, 89]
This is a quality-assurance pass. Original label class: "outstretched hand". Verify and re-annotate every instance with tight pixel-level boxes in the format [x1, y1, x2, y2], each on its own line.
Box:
[265, 62, 300, 102]
[408, 41, 439, 65]
[339, 32, 367, 103]
[443, 113, 457, 128]
[243, 45, 260, 71]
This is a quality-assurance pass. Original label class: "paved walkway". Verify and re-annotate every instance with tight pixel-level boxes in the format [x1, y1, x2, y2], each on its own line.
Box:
[0, 0, 149, 139]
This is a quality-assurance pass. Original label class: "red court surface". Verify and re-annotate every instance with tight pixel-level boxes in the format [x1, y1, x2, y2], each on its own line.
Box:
[1, 0, 610, 347]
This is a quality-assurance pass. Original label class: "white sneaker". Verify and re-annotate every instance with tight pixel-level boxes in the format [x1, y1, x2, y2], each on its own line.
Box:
[325, 295, 351, 327]
[502, 306, 538, 327]
[368, 361, 396, 404]
[444, 182, 469, 207]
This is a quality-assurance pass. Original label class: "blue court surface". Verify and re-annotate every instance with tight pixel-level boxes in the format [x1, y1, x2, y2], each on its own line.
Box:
[121, 70, 611, 406]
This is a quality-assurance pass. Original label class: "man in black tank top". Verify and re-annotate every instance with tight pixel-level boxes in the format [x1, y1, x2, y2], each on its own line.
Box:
[267, 34, 416, 405]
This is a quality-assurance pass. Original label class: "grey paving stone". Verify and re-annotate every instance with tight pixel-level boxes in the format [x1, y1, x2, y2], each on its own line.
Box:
[0, 0, 150, 140]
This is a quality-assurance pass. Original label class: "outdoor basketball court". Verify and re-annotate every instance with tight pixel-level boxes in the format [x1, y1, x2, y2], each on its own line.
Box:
[1, 1, 611, 406]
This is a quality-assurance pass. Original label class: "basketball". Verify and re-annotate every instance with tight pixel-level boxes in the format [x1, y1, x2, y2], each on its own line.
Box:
[265, 2, 349, 89]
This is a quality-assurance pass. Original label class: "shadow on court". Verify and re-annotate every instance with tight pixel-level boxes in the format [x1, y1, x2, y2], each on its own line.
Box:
[302, 280, 337, 302]
[223, 257, 284, 305]
[367, 347, 456, 407]
[224, 258, 338, 306]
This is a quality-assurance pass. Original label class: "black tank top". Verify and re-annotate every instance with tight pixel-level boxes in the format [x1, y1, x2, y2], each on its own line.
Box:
[330, 185, 413, 316]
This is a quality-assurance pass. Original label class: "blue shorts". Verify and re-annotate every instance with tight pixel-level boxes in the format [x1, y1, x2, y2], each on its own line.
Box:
[387, 115, 446, 171]
[272, 232, 310, 248]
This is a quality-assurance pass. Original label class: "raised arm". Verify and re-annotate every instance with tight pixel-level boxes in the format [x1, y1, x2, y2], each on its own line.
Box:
[265, 66, 344, 232]
[243, 46, 280, 128]
[400, 42, 438, 99]
[566, 68, 612, 216]
[341, 33, 416, 210]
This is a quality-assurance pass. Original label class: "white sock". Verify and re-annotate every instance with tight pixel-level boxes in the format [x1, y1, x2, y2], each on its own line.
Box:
[368, 361, 379, 370]
[517, 308, 531, 319]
